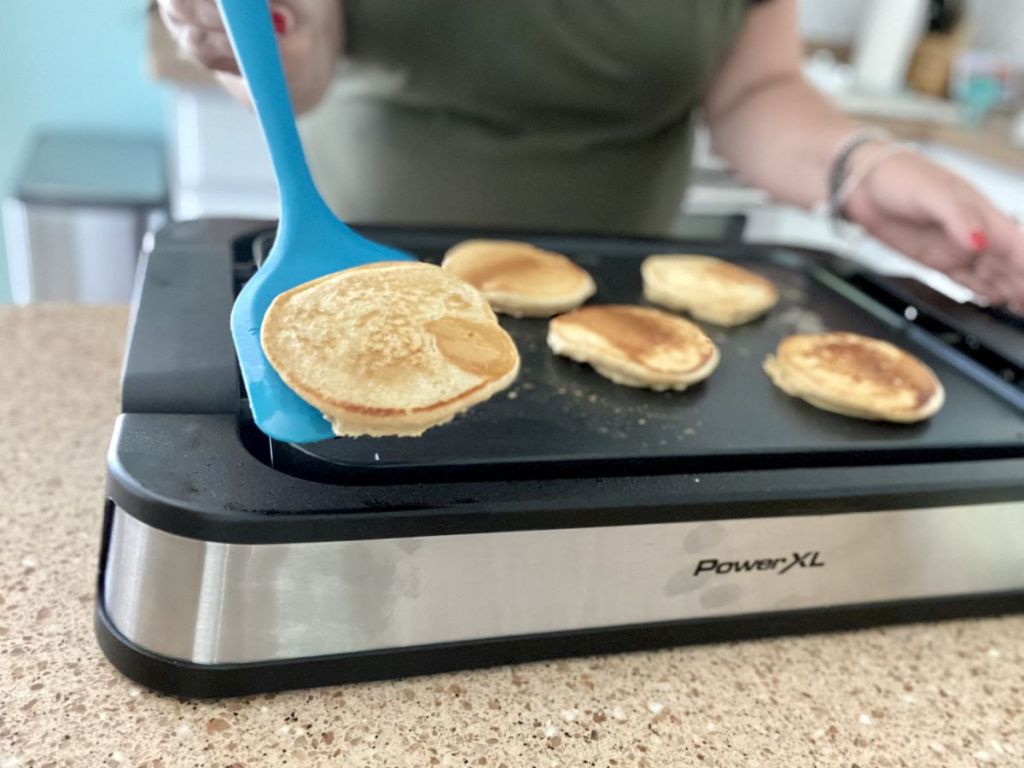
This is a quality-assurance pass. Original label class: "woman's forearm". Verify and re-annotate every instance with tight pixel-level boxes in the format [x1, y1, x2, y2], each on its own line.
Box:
[701, 0, 860, 211]
[706, 74, 860, 210]
[706, 47, 1024, 306]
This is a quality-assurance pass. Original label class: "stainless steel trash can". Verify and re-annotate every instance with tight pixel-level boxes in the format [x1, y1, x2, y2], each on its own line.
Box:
[2, 131, 167, 304]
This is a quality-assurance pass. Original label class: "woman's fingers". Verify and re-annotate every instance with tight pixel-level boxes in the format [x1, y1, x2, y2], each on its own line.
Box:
[974, 205, 1024, 306]
[161, 0, 225, 29]
[982, 206, 1024, 267]
[909, 175, 1024, 305]
[159, 0, 301, 75]
[947, 269, 996, 303]
[158, 0, 238, 72]
[971, 259, 1011, 304]
[168, 23, 239, 73]
[189, 29, 239, 73]
[867, 214, 972, 272]
[928, 184, 991, 256]
[862, 210, 1018, 304]
[848, 149, 1024, 305]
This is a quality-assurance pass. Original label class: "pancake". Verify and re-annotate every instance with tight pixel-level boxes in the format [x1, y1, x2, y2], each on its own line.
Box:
[442, 239, 596, 317]
[642, 254, 779, 326]
[763, 332, 944, 423]
[261, 261, 520, 437]
[547, 305, 719, 390]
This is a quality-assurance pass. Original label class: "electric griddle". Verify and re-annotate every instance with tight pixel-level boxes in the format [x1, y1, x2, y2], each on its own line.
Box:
[96, 218, 1024, 698]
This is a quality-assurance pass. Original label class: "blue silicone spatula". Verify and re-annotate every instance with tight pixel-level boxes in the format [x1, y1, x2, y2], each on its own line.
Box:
[219, 0, 412, 443]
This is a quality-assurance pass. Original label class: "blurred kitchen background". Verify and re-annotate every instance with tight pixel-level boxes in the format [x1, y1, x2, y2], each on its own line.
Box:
[1, 0, 1023, 304]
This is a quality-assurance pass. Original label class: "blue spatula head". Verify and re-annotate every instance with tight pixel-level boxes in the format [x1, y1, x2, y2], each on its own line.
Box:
[231, 217, 411, 443]
[219, 0, 412, 443]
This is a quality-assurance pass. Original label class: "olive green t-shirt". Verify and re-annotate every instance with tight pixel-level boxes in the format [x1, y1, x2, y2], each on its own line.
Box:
[300, 1, 751, 236]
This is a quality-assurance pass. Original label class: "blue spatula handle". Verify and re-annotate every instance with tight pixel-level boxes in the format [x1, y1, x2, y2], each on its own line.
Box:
[220, 0, 414, 444]
[217, 0, 339, 246]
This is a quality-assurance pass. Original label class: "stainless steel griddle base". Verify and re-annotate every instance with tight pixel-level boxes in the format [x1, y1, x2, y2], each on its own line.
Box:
[103, 502, 1024, 667]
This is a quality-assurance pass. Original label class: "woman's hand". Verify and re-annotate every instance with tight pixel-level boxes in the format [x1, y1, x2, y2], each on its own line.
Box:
[704, 0, 1024, 307]
[156, 0, 342, 113]
[844, 145, 1024, 308]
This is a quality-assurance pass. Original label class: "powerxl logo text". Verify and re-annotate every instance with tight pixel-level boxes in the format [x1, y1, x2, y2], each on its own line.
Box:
[693, 551, 826, 577]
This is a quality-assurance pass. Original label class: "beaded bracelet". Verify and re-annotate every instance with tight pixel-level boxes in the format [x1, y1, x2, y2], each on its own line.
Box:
[826, 127, 892, 220]
[833, 142, 914, 219]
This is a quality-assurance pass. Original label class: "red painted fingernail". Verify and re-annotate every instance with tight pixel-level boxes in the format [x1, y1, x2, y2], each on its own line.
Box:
[271, 10, 287, 35]
[969, 230, 989, 252]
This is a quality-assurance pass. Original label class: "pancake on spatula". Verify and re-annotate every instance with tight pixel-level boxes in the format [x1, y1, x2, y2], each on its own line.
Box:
[547, 305, 719, 390]
[642, 254, 778, 326]
[262, 262, 520, 437]
[763, 332, 944, 423]
[443, 239, 596, 318]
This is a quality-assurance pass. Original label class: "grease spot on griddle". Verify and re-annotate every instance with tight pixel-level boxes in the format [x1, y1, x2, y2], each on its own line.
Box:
[774, 306, 827, 335]
[781, 284, 809, 303]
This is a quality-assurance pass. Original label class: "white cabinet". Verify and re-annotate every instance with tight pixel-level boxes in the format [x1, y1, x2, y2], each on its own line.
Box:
[167, 86, 279, 221]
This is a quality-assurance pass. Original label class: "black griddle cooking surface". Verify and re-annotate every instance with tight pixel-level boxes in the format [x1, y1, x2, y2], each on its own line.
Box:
[860, 274, 1024, 372]
[260, 234, 1024, 483]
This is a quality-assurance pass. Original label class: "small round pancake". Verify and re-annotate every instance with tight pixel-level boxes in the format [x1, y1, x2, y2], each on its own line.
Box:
[262, 261, 520, 437]
[442, 239, 596, 318]
[642, 254, 778, 326]
[547, 305, 719, 391]
[763, 332, 944, 423]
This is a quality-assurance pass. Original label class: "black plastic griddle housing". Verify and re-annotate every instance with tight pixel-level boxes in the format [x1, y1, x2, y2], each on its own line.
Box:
[107, 219, 1024, 545]
[120, 219, 254, 414]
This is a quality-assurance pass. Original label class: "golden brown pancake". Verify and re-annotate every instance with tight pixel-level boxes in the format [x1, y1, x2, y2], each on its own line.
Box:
[547, 305, 719, 390]
[642, 254, 779, 326]
[763, 332, 944, 423]
[442, 239, 596, 317]
[261, 261, 520, 437]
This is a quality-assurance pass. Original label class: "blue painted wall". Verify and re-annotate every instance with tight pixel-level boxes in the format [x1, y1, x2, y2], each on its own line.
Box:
[0, 1, 166, 303]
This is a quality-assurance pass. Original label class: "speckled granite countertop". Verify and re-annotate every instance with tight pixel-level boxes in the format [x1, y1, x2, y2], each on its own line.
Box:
[2, 305, 1023, 767]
